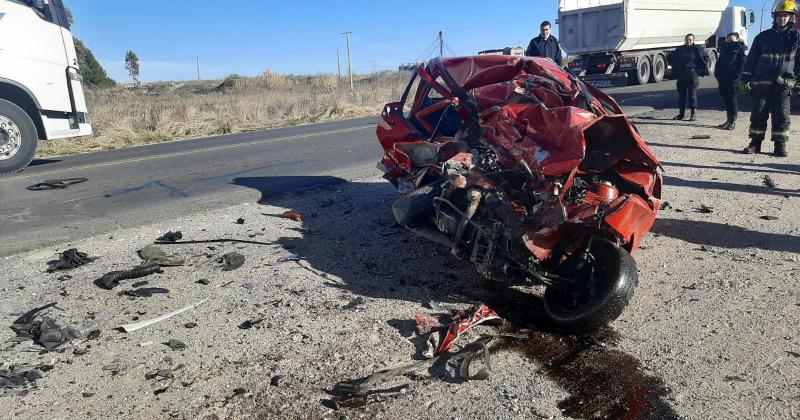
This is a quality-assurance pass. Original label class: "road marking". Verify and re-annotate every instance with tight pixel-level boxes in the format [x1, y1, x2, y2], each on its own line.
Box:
[3, 125, 374, 182]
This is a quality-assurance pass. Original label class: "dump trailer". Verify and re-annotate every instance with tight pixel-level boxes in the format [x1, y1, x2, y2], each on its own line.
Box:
[559, 0, 754, 87]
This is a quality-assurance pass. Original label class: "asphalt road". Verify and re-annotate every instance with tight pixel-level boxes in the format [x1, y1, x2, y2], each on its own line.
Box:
[0, 77, 720, 255]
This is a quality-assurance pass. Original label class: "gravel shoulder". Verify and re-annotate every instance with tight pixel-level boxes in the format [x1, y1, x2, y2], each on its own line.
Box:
[1, 105, 799, 419]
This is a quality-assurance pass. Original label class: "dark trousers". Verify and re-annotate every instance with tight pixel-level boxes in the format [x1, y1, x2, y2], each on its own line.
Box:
[676, 70, 699, 111]
[749, 83, 791, 144]
[717, 77, 739, 121]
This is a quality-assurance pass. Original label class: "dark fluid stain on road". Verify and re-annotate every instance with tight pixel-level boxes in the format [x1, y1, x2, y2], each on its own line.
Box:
[502, 327, 680, 420]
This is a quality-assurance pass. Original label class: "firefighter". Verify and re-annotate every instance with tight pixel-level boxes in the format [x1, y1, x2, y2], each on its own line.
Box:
[526, 20, 563, 66]
[741, 0, 800, 157]
[667, 34, 710, 121]
[714, 33, 748, 130]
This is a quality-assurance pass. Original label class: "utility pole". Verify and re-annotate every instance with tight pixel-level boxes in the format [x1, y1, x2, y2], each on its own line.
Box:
[439, 31, 444, 57]
[195, 56, 200, 80]
[342, 31, 353, 92]
[336, 47, 341, 80]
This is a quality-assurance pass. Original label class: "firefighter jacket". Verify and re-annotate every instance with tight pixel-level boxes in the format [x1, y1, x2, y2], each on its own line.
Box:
[743, 25, 800, 93]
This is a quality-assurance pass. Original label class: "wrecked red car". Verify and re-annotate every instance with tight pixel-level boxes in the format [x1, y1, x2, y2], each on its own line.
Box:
[376, 55, 662, 333]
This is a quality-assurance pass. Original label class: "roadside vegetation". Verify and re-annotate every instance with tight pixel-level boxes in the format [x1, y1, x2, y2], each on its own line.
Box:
[37, 71, 411, 157]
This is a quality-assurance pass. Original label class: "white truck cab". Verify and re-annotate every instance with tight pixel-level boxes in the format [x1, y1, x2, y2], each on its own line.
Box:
[0, 0, 92, 174]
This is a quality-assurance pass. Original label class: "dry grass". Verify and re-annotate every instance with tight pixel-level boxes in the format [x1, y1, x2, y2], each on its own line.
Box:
[36, 71, 411, 157]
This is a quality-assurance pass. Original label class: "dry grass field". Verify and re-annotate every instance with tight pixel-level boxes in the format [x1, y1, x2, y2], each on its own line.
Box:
[37, 71, 411, 157]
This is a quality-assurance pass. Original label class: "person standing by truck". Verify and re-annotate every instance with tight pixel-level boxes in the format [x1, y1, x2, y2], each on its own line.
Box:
[741, 0, 800, 157]
[714, 33, 748, 130]
[526, 21, 563, 66]
[667, 34, 710, 121]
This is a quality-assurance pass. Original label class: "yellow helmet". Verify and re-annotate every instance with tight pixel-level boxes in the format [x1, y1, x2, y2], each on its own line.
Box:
[773, 0, 799, 15]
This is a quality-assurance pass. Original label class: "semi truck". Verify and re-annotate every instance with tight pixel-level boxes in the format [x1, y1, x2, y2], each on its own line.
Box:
[0, 0, 92, 174]
[559, 0, 754, 87]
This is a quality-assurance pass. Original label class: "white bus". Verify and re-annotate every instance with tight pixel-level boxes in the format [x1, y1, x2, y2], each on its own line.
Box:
[0, 0, 92, 174]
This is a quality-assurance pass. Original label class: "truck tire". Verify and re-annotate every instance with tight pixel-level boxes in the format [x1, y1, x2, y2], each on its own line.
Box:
[650, 54, 666, 83]
[0, 99, 38, 175]
[630, 57, 651, 85]
[543, 238, 638, 334]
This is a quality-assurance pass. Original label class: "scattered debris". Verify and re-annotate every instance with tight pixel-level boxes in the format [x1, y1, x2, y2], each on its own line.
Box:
[102, 362, 127, 375]
[57, 274, 72, 281]
[242, 282, 254, 290]
[95, 263, 163, 290]
[156, 231, 183, 243]
[86, 329, 101, 340]
[47, 248, 96, 272]
[763, 175, 777, 189]
[238, 319, 264, 330]
[184, 322, 197, 329]
[196, 279, 210, 285]
[270, 375, 284, 386]
[695, 205, 714, 214]
[26, 177, 88, 191]
[1, 363, 53, 397]
[131, 281, 149, 288]
[760, 216, 779, 221]
[659, 201, 671, 210]
[281, 211, 303, 222]
[691, 134, 711, 139]
[414, 313, 443, 335]
[217, 252, 245, 271]
[138, 245, 185, 267]
[165, 339, 187, 351]
[786, 351, 800, 358]
[145, 369, 173, 381]
[122, 287, 169, 298]
[277, 254, 303, 263]
[119, 298, 208, 333]
[139, 341, 154, 347]
[10, 302, 80, 350]
[233, 387, 247, 396]
[236, 218, 245, 225]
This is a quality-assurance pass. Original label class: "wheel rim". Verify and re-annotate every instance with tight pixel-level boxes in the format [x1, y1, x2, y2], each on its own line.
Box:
[0, 114, 21, 161]
[550, 251, 609, 314]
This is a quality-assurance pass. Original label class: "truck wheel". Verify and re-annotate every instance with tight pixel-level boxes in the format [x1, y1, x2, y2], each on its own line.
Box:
[629, 57, 651, 85]
[0, 99, 38, 175]
[543, 238, 638, 334]
[650, 55, 666, 83]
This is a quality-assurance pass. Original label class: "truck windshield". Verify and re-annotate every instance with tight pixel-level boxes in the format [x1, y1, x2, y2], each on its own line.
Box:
[10, 0, 70, 30]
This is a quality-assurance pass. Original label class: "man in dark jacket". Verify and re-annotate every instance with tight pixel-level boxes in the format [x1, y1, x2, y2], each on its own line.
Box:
[526, 21, 563, 66]
[742, 0, 800, 157]
[668, 34, 710, 121]
[714, 33, 748, 129]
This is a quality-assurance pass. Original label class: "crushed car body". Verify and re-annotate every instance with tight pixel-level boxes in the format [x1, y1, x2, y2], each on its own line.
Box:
[377, 55, 663, 333]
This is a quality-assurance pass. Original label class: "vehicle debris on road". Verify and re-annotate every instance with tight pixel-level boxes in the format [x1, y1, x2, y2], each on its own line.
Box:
[137, 245, 185, 267]
[217, 252, 245, 271]
[119, 298, 208, 333]
[47, 248, 97, 272]
[26, 177, 88, 191]
[156, 231, 183, 243]
[1, 363, 53, 397]
[9, 302, 80, 350]
[280, 211, 303, 222]
[95, 262, 163, 290]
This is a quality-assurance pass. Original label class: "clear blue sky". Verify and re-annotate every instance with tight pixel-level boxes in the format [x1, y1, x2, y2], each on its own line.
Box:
[67, 0, 772, 83]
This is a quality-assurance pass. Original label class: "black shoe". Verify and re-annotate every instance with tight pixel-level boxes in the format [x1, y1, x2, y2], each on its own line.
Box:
[673, 114, 685, 120]
[725, 121, 736, 130]
[742, 141, 762, 154]
[689, 109, 697, 121]
[774, 143, 788, 157]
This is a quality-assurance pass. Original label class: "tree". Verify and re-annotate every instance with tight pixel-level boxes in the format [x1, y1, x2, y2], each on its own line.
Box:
[74, 39, 115, 87]
[124, 51, 140, 86]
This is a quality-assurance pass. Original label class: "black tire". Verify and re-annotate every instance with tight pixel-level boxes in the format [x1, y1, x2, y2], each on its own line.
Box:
[650, 54, 666, 83]
[0, 99, 38, 175]
[543, 239, 638, 334]
[630, 57, 651, 85]
[391, 182, 441, 226]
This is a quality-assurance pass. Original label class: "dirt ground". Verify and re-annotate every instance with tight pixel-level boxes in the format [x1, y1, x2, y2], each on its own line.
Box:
[1, 106, 799, 419]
